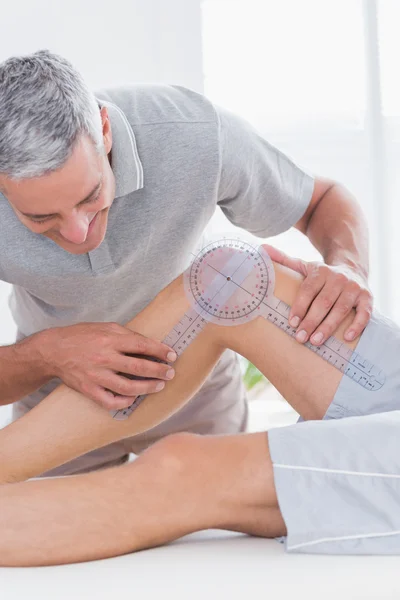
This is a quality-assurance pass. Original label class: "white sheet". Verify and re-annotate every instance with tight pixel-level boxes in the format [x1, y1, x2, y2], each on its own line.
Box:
[2, 530, 399, 600]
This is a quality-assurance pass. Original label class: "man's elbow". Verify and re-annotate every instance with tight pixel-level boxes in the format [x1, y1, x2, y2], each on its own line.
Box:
[295, 176, 337, 234]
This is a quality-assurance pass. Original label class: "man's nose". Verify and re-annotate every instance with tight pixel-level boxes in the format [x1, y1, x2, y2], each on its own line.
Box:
[59, 214, 89, 244]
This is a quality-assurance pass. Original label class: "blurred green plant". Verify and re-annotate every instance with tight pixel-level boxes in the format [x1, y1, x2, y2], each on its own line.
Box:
[242, 358, 269, 391]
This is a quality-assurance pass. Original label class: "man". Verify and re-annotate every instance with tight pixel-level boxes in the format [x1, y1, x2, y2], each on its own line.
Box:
[0, 49, 372, 475]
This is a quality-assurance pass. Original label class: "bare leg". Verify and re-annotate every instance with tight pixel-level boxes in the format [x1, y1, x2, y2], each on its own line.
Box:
[0, 431, 283, 566]
[0, 257, 359, 483]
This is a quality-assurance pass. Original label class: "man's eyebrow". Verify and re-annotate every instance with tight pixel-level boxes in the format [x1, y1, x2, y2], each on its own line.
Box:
[20, 180, 103, 219]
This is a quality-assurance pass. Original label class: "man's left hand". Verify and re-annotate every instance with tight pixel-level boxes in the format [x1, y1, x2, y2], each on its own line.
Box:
[263, 244, 373, 346]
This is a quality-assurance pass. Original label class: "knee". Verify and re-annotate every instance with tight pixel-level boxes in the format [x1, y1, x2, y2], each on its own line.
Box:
[135, 432, 202, 479]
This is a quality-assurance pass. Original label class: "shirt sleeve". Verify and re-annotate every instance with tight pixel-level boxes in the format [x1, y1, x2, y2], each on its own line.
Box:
[215, 105, 315, 237]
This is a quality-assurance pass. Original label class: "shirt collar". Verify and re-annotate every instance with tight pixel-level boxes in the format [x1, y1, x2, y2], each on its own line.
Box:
[96, 97, 144, 198]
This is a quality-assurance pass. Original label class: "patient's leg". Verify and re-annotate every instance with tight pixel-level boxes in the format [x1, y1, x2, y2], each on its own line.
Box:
[0, 252, 369, 567]
[0, 254, 359, 483]
[0, 431, 283, 566]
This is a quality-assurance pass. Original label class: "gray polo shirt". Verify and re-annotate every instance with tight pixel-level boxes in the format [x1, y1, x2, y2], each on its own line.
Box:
[0, 84, 314, 470]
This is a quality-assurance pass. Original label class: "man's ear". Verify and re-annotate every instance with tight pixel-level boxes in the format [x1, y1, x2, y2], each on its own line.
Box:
[100, 107, 112, 155]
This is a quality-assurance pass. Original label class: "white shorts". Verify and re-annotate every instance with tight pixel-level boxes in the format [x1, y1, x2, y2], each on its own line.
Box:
[268, 311, 400, 554]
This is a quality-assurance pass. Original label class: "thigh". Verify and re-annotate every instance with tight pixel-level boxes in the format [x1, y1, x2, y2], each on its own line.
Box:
[325, 310, 400, 421]
[211, 263, 358, 421]
[151, 430, 282, 529]
[169, 430, 286, 539]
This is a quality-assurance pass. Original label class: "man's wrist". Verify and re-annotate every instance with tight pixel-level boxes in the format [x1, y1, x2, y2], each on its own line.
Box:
[13, 329, 56, 381]
[325, 252, 369, 282]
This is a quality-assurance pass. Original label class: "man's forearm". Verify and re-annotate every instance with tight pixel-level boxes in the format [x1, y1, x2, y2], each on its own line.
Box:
[306, 182, 369, 278]
[0, 332, 52, 405]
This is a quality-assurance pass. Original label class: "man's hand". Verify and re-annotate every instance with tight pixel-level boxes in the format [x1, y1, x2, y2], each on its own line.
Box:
[40, 323, 177, 410]
[263, 245, 373, 346]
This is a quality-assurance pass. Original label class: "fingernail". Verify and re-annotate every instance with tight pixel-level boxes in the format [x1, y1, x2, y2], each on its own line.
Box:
[156, 382, 165, 391]
[296, 330, 307, 343]
[167, 351, 177, 362]
[311, 332, 323, 345]
[345, 330, 355, 341]
[290, 316, 300, 328]
[166, 368, 175, 379]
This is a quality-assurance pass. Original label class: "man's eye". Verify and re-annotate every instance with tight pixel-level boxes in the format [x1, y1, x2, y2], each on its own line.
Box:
[26, 191, 101, 225]
[84, 193, 101, 205]
[30, 217, 52, 225]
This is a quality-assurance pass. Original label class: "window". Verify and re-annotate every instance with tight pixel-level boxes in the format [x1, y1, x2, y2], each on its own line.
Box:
[202, 0, 400, 318]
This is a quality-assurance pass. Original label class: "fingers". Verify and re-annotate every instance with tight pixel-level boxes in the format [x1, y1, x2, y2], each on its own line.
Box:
[94, 387, 137, 411]
[297, 283, 361, 345]
[116, 355, 175, 381]
[261, 250, 373, 346]
[107, 373, 167, 398]
[82, 375, 167, 410]
[78, 383, 135, 410]
[119, 331, 177, 363]
[262, 244, 308, 276]
[93, 351, 177, 410]
[344, 293, 372, 342]
[289, 264, 325, 331]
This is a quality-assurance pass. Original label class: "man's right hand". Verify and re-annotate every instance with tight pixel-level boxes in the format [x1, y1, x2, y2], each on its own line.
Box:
[40, 322, 177, 410]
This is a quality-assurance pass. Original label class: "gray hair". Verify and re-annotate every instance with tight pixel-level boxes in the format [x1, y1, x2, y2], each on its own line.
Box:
[0, 49, 104, 180]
